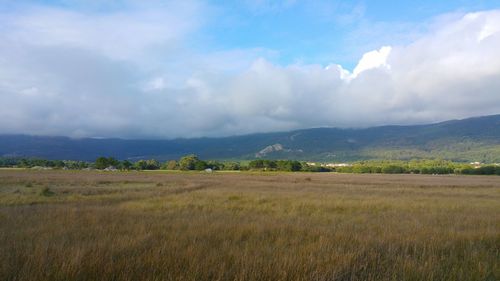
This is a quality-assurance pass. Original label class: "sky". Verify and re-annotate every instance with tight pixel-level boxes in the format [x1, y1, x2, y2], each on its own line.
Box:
[1, 0, 500, 139]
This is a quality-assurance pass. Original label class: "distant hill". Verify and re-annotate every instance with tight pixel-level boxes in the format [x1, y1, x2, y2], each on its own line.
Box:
[1, 114, 500, 162]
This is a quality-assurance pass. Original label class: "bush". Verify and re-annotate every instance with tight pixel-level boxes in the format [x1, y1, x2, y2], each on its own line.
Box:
[476, 166, 496, 175]
[163, 160, 178, 170]
[223, 162, 240, 171]
[381, 165, 405, 174]
[39, 187, 54, 197]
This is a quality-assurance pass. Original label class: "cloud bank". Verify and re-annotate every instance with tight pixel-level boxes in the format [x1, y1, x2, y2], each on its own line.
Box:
[0, 3, 500, 138]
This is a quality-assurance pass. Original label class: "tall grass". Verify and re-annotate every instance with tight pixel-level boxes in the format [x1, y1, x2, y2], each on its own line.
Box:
[0, 170, 499, 281]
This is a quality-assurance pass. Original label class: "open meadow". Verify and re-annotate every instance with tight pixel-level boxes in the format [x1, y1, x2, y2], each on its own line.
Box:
[0, 170, 499, 281]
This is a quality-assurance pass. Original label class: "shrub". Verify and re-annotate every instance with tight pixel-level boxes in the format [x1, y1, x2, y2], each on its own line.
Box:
[381, 165, 405, 174]
[39, 187, 54, 197]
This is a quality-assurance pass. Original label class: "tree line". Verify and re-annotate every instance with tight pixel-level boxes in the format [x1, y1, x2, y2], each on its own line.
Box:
[0, 158, 90, 169]
[334, 160, 500, 175]
[1, 156, 499, 175]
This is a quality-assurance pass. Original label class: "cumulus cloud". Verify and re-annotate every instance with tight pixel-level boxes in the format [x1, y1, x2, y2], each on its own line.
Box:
[0, 3, 500, 138]
[351, 46, 391, 78]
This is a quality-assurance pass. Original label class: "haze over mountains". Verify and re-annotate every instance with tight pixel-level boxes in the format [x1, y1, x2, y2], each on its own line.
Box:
[1, 114, 499, 163]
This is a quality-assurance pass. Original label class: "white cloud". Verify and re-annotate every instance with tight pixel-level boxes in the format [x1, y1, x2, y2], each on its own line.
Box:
[0, 4, 500, 138]
[144, 77, 168, 92]
[2, 2, 203, 61]
[351, 46, 391, 78]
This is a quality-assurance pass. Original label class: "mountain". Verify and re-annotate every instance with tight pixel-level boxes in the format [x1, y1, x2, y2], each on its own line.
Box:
[1, 114, 500, 163]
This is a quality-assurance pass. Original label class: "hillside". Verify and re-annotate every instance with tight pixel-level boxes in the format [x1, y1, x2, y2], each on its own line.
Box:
[1, 114, 500, 162]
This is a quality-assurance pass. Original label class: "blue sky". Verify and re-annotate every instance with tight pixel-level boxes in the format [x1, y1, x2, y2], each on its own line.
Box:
[202, 0, 500, 68]
[4, 0, 500, 68]
[1, 0, 500, 138]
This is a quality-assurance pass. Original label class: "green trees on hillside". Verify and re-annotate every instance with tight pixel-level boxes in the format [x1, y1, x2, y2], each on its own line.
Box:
[248, 160, 302, 171]
[1, 156, 500, 175]
[461, 165, 500, 175]
[0, 158, 90, 169]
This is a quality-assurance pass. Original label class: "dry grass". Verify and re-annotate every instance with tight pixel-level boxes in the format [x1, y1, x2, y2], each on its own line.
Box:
[0, 170, 499, 281]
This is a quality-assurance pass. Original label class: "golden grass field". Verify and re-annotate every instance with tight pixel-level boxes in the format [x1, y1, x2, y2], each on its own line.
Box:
[0, 170, 499, 281]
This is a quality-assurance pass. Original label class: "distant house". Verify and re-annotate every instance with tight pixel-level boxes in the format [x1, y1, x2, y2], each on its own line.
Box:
[324, 163, 351, 168]
[470, 162, 482, 168]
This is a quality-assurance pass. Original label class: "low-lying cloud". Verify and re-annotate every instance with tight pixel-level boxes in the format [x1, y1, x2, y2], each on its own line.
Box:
[0, 2, 499, 138]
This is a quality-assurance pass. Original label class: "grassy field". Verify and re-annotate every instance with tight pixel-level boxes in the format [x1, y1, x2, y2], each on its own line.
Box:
[0, 170, 499, 281]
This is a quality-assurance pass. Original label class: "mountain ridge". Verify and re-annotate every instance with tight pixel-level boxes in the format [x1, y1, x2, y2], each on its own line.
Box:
[1, 114, 500, 162]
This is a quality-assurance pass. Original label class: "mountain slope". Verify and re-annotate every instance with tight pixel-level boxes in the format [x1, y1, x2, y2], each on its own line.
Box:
[1, 114, 500, 162]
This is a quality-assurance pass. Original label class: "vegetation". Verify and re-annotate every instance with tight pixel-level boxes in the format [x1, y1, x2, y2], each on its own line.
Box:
[1, 156, 500, 175]
[0, 157, 90, 169]
[94, 156, 119, 169]
[133, 159, 161, 170]
[162, 160, 178, 170]
[335, 160, 500, 175]
[248, 159, 302, 171]
[0, 170, 498, 281]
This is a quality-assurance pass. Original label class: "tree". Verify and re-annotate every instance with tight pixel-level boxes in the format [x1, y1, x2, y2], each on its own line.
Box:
[53, 160, 65, 169]
[163, 160, 178, 170]
[95, 157, 118, 170]
[381, 165, 405, 174]
[263, 160, 277, 169]
[276, 160, 302, 171]
[194, 160, 207, 171]
[132, 159, 160, 170]
[145, 159, 160, 170]
[289, 161, 302, 171]
[249, 160, 264, 169]
[223, 162, 240, 171]
[133, 160, 148, 170]
[179, 155, 200, 170]
[206, 160, 224, 170]
[120, 160, 133, 170]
